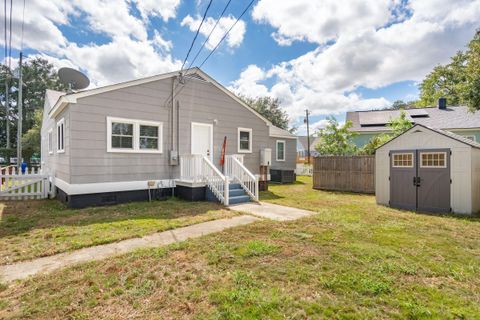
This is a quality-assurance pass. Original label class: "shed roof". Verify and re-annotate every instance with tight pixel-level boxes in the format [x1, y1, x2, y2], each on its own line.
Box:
[376, 124, 480, 151]
[269, 126, 297, 139]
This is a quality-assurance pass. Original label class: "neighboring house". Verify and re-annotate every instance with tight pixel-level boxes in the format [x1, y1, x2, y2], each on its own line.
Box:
[296, 135, 321, 163]
[346, 99, 480, 148]
[41, 68, 296, 208]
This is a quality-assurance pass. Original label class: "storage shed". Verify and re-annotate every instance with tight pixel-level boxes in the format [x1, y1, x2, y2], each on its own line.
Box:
[376, 124, 480, 215]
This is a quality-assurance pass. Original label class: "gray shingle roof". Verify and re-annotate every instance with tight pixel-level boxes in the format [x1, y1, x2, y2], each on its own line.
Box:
[347, 106, 480, 132]
[269, 125, 297, 139]
[376, 124, 480, 151]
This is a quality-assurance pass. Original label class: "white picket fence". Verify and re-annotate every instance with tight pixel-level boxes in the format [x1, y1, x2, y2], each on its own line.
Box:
[0, 166, 52, 200]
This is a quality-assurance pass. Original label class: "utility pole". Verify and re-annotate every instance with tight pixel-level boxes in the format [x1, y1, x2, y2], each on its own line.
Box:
[17, 52, 23, 167]
[304, 109, 310, 164]
[5, 71, 10, 149]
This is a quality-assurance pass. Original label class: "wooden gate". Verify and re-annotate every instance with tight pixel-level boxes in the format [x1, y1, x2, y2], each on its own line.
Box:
[313, 156, 375, 193]
[0, 167, 51, 200]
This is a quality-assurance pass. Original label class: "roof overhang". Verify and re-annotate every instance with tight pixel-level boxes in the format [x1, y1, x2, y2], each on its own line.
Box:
[47, 68, 272, 127]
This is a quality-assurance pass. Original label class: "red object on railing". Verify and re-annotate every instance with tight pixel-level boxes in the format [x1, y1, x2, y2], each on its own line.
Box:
[220, 136, 227, 167]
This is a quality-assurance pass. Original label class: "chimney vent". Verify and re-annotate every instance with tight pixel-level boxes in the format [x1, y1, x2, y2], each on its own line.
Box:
[438, 97, 447, 110]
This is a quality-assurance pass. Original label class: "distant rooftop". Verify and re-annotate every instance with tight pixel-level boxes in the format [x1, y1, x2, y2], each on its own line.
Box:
[347, 104, 480, 132]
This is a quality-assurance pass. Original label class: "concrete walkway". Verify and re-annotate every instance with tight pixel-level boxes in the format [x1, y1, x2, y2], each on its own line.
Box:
[0, 215, 259, 283]
[231, 202, 316, 221]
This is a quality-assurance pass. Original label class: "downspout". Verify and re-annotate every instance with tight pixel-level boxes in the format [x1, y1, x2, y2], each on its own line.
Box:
[177, 100, 180, 153]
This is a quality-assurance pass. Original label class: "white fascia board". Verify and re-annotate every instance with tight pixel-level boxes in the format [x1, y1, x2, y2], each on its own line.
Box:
[269, 134, 297, 139]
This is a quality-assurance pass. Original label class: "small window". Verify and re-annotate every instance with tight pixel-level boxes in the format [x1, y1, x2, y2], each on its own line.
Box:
[392, 153, 413, 167]
[276, 140, 285, 161]
[464, 135, 476, 141]
[48, 129, 53, 154]
[107, 117, 163, 153]
[111, 122, 134, 149]
[139, 125, 159, 150]
[56, 118, 65, 153]
[238, 128, 252, 153]
[420, 152, 447, 168]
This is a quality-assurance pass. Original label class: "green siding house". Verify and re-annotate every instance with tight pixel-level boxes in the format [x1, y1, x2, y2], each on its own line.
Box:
[346, 99, 480, 148]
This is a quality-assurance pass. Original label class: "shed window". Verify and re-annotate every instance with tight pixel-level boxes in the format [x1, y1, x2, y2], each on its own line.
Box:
[392, 153, 413, 167]
[464, 135, 476, 141]
[276, 140, 285, 161]
[56, 118, 65, 153]
[107, 117, 163, 153]
[238, 128, 252, 153]
[420, 152, 446, 168]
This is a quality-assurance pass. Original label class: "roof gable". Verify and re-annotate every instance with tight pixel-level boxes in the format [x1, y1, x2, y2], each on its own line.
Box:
[376, 124, 480, 151]
[48, 68, 271, 126]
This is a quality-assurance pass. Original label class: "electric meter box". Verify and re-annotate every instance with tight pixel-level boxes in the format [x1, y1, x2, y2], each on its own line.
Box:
[260, 148, 272, 166]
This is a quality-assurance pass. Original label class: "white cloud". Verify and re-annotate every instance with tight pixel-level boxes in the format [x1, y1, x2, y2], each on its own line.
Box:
[252, 0, 393, 45]
[230, 0, 480, 126]
[181, 14, 246, 50]
[133, 0, 181, 21]
[7, 0, 181, 87]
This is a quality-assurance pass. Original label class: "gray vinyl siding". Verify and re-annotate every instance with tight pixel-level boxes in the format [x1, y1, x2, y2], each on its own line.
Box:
[41, 106, 71, 183]
[269, 137, 296, 170]
[68, 76, 271, 184]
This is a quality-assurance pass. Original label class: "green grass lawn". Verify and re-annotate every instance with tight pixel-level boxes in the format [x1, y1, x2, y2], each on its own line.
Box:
[0, 198, 237, 265]
[1, 177, 480, 319]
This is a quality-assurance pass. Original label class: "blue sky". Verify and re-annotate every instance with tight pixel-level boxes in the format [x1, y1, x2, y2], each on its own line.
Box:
[2, 0, 479, 134]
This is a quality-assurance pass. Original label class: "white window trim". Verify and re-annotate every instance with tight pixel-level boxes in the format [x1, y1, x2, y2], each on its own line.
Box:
[237, 127, 252, 153]
[48, 129, 53, 154]
[276, 140, 286, 161]
[56, 118, 65, 154]
[391, 152, 414, 168]
[107, 117, 163, 153]
[419, 152, 447, 168]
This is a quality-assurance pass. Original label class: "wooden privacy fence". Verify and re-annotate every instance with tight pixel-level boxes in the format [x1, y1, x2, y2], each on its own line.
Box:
[313, 156, 375, 194]
[0, 166, 52, 200]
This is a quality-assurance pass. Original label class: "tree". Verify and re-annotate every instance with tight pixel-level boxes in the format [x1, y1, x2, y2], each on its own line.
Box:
[242, 96, 290, 130]
[315, 117, 358, 156]
[391, 100, 408, 110]
[0, 57, 67, 156]
[360, 111, 413, 154]
[418, 30, 480, 110]
[21, 109, 42, 163]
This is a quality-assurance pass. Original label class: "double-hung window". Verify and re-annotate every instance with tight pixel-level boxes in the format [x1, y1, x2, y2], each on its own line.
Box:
[276, 140, 285, 161]
[107, 117, 162, 153]
[56, 118, 65, 153]
[238, 128, 252, 153]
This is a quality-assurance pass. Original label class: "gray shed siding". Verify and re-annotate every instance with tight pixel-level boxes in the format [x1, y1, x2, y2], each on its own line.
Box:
[67, 77, 273, 184]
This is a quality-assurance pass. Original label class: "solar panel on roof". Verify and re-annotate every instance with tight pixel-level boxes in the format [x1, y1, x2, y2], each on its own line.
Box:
[358, 110, 403, 126]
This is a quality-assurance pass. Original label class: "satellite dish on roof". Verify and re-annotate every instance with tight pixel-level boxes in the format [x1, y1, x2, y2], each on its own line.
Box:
[58, 67, 90, 92]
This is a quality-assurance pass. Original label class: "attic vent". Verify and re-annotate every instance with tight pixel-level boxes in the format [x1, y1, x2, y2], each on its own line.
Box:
[410, 114, 429, 118]
[360, 123, 387, 127]
[185, 73, 207, 81]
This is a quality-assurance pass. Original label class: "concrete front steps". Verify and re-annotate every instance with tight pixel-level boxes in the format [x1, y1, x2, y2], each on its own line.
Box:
[206, 183, 251, 205]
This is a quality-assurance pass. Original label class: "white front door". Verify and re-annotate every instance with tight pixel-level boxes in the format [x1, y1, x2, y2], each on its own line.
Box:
[191, 122, 213, 160]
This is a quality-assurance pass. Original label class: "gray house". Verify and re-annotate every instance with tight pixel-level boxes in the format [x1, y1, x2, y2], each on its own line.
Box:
[41, 68, 296, 208]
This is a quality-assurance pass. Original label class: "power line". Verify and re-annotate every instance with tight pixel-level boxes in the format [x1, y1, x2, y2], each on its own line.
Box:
[20, 0, 25, 51]
[180, 0, 214, 71]
[8, 0, 12, 70]
[199, 0, 256, 68]
[186, 0, 232, 70]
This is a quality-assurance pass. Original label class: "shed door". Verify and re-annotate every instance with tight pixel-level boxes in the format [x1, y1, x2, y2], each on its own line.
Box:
[417, 149, 450, 213]
[390, 151, 417, 210]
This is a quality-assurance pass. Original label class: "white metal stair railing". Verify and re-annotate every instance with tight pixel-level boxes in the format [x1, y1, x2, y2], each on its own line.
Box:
[201, 156, 229, 206]
[225, 155, 259, 202]
[179, 154, 204, 183]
